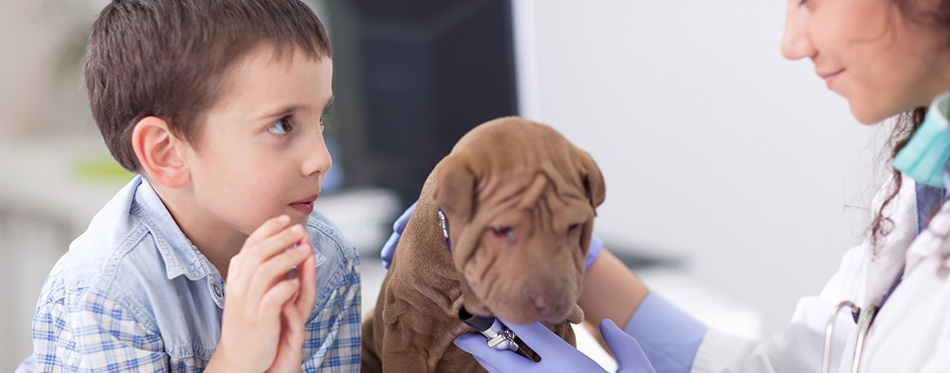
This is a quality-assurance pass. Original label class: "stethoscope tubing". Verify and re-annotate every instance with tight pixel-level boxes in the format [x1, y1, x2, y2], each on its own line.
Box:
[822, 301, 879, 373]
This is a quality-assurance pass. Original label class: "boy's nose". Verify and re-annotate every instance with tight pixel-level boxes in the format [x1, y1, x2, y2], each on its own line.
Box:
[302, 136, 333, 178]
[781, 1, 816, 61]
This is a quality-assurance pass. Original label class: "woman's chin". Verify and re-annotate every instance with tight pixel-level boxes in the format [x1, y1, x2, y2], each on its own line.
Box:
[849, 102, 890, 125]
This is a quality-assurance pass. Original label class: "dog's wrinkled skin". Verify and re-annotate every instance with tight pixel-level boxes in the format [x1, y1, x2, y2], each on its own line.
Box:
[361, 117, 606, 372]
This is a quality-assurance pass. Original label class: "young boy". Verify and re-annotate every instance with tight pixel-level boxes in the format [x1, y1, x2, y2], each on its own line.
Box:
[17, 1, 360, 371]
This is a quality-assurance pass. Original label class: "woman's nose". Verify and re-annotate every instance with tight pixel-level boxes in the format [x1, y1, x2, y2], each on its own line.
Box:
[781, 1, 817, 61]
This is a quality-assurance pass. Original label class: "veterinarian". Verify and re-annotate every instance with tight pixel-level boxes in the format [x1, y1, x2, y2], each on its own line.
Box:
[441, 0, 950, 371]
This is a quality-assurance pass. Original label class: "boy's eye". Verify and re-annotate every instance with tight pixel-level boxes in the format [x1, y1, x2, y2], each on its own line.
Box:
[267, 117, 292, 135]
[320, 104, 334, 133]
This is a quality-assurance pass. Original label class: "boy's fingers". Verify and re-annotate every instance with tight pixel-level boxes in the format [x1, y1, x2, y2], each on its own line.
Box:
[295, 251, 317, 315]
[282, 302, 306, 342]
[250, 224, 307, 261]
[246, 215, 293, 246]
[231, 217, 297, 281]
[260, 278, 301, 316]
[225, 254, 246, 286]
[247, 243, 311, 300]
[239, 226, 307, 289]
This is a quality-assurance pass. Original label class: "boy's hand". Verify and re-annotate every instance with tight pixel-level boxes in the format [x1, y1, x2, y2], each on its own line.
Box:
[267, 245, 318, 373]
[209, 215, 315, 373]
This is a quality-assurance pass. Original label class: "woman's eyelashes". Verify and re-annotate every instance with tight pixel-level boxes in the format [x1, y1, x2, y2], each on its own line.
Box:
[267, 116, 293, 135]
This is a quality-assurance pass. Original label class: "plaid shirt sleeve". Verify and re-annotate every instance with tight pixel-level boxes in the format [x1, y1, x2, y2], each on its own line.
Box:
[31, 285, 169, 373]
[301, 258, 361, 372]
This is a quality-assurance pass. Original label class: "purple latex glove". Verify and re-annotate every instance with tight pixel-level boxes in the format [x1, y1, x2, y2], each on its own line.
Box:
[380, 201, 416, 269]
[454, 319, 655, 373]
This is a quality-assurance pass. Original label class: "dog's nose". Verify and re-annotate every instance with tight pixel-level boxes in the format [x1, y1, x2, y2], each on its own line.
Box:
[531, 292, 566, 319]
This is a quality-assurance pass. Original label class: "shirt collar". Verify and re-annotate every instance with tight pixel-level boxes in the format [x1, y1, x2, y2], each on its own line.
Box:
[132, 175, 218, 282]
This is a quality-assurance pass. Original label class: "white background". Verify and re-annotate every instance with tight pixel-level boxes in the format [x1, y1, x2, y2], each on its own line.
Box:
[521, 0, 888, 336]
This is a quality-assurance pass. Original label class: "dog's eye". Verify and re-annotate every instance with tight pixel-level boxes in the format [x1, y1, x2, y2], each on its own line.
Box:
[491, 226, 516, 243]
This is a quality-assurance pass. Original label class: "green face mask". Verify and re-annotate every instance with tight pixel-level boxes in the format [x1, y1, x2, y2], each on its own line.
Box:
[893, 92, 950, 188]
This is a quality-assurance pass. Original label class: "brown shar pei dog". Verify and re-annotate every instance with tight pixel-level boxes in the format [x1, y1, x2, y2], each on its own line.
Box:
[361, 116, 606, 372]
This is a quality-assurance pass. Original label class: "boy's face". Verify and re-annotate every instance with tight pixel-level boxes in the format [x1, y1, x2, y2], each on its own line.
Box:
[181, 43, 334, 236]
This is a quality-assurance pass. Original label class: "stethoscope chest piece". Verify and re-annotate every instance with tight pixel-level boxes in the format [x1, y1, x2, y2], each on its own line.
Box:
[458, 307, 533, 360]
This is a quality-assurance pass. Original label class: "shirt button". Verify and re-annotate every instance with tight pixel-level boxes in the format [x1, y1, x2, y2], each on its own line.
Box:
[213, 284, 223, 297]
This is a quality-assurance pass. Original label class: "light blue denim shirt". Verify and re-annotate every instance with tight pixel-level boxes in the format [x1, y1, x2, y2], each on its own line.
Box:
[19, 175, 361, 372]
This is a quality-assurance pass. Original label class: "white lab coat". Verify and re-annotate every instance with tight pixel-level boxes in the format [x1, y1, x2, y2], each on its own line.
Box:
[692, 175, 950, 372]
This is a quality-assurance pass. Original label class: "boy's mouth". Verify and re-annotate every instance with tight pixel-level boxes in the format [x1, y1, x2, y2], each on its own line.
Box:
[290, 194, 319, 215]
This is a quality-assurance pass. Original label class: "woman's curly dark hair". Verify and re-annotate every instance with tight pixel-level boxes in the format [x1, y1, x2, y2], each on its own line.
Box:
[869, 1, 950, 249]
[870, 108, 925, 247]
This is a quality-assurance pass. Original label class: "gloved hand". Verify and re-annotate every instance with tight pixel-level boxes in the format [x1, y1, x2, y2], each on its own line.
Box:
[454, 319, 655, 373]
[380, 202, 416, 269]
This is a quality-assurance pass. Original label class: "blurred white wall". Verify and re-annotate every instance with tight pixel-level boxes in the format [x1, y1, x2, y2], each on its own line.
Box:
[521, 0, 889, 335]
[0, 2, 108, 371]
[0, 1, 102, 139]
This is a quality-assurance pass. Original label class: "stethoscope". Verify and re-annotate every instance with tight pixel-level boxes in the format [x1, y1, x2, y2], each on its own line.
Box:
[821, 301, 879, 373]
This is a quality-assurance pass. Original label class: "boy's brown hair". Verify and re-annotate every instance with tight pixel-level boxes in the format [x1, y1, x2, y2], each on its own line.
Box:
[85, 0, 332, 172]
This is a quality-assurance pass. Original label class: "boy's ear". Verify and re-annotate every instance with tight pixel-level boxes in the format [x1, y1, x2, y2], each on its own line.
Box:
[131, 116, 190, 188]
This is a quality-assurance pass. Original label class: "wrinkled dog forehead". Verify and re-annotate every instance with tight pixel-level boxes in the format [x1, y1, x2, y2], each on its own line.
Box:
[451, 174, 596, 270]
[434, 117, 604, 257]
[478, 176, 594, 228]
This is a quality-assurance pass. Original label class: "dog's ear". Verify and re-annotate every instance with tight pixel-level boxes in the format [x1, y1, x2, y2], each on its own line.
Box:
[574, 147, 606, 210]
[434, 155, 477, 222]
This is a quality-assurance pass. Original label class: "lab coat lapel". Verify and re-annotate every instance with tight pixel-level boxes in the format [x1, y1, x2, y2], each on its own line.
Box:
[864, 176, 917, 309]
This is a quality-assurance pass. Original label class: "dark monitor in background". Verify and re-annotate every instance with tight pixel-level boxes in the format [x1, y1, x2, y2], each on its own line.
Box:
[325, 0, 519, 209]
